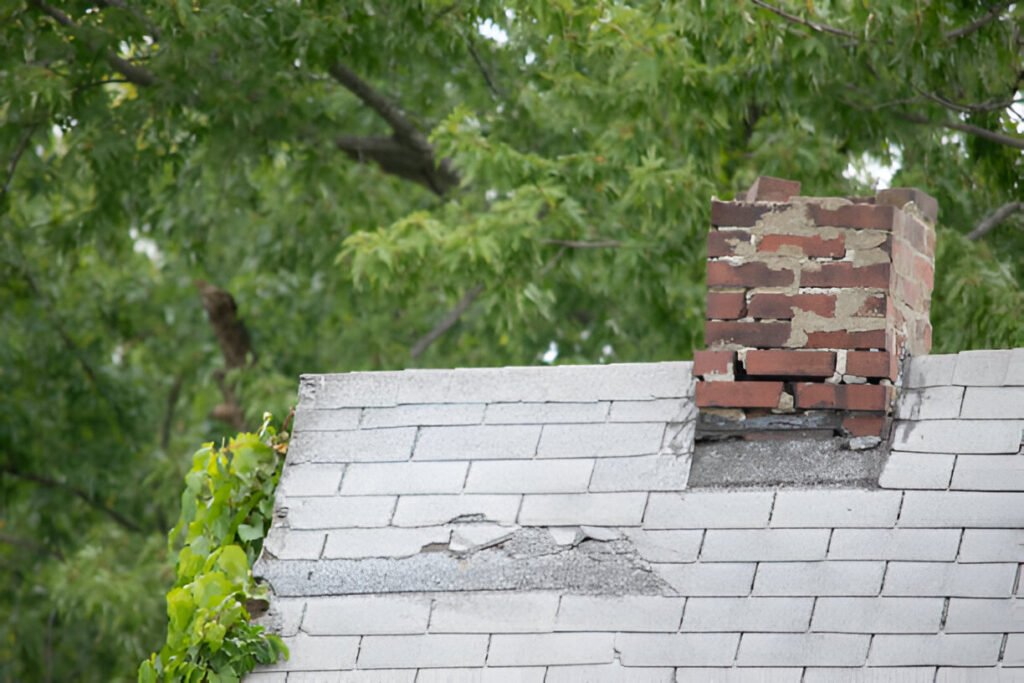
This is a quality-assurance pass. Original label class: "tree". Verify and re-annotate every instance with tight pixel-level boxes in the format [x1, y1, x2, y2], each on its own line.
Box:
[1, 2, 1021, 680]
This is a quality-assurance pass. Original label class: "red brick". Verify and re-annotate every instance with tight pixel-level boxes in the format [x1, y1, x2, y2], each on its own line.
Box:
[705, 321, 791, 348]
[892, 236, 914, 278]
[801, 262, 890, 288]
[693, 350, 735, 377]
[794, 383, 891, 411]
[856, 293, 887, 317]
[707, 261, 794, 288]
[707, 230, 752, 257]
[745, 176, 801, 202]
[711, 201, 772, 227]
[842, 413, 889, 438]
[896, 276, 924, 311]
[875, 188, 938, 224]
[748, 293, 835, 319]
[707, 291, 746, 319]
[696, 381, 784, 408]
[912, 253, 934, 291]
[899, 214, 929, 252]
[759, 234, 845, 258]
[804, 329, 886, 350]
[744, 350, 836, 377]
[845, 351, 891, 378]
[809, 204, 895, 230]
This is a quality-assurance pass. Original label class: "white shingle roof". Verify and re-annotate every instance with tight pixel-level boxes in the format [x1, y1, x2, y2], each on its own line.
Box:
[250, 351, 1024, 681]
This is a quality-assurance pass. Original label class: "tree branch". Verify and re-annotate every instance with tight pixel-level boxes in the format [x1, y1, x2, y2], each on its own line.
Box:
[749, 0, 857, 39]
[1, 466, 142, 533]
[30, 0, 156, 87]
[196, 280, 252, 430]
[410, 283, 484, 359]
[945, 2, 1013, 40]
[898, 111, 1024, 150]
[968, 201, 1023, 240]
[1, 125, 37, 199]
[328, 63, 458, 196]
[465, 35, 503, 100]
[335, 135, 458, 194]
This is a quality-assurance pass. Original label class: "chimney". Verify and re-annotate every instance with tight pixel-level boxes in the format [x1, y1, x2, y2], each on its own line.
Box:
[694, 176, 938, 441]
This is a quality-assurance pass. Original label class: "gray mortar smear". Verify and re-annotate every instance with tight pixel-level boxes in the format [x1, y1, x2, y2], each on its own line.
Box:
[254, 528, 673, 597]
[688, 437, 886, 488]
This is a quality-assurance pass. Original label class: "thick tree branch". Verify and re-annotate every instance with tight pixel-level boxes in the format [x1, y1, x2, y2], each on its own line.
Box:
[410, 283, 484, 359]
[1, 466, 142, 533]
[328, 63, 458, 196]
[30, 0, 156, 87]
[196, 280, 252, 430]
[898, 111, 1024, 150]
[968, 201, 1023, 240]
[335, 135, 457, 194]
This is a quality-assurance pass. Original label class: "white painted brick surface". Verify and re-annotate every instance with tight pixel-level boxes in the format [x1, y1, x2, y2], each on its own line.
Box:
[770, 490, 901, 528]
[286, 670, 415, 682]
[953, 350, 1012, 386]
[555, 596, 685, 632]
[357, 634, 489, 669]
[951, 454, 1024, 490]
[262, 528, 324, 560]
[1004, 633, 1024, 666]
[934, 669, 1024, 683]
[537, 423, 666, 458]
[589, 455, 691, 492]
[905, 354, 957, 388]
[614, 633, 740, 666]
[811, 597, 944, 633]
[700, 529, 829, 562]
[961, 387, 1024, 419]
[362, 403, 484, 428]
[487, 633, 614, 666]
[644, 491, 774, 529]
[624, 529, 703, 563]
[391, 495, 520, 526]
[608, 398, 695, 423]
[292, 428, 417, 463]
[802, 668, 935, 683]
[518, 493, 647, 526]
[277, 464, 345, 497]
[827, 529, 961, 561]
[736, 633, 869, 666]
[243, 673, 287, 683]
[1006, 348, 1024, 386]
[429, 592, 559, 633]
[899, 491, 1024, 527]
[892, 420, 1023, 454]
[292, 408, 362, 431]
[414, 425, 541, 460]
[286, 496, 395, 529]
[959, 529, 1024, 562]
[323, 527, 449, 559]
[883, 562, 1017, 597]
[339, 461, 467, 495]
[302, 595, 431, 635]
[895, 386, 964, 420]
[867, 634, 1002, 666]
[546, 664, 673, 683]
[943, 598, 1024, 632]
[680, 598, 812, 632]
[654, 563, 756, 596]
[464, 459, 594, 494]
[753, 562, 885, 596]
[878, 451, 954, 489]
[485, 402, 609, 424]
[416, 669, 545, 683]
[266, 635, 359, 671]
[674, 669, 803, 683]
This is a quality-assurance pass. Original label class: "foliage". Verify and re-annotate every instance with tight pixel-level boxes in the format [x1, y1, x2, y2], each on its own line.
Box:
[139, 414, 288, 683]
[0, 2, 1020, 680]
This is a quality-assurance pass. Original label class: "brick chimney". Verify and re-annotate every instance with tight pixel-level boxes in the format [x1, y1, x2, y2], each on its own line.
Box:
[694, 176, 938, 440]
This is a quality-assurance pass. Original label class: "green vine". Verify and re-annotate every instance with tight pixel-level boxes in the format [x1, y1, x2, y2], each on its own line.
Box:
[139, 413, 290, 682]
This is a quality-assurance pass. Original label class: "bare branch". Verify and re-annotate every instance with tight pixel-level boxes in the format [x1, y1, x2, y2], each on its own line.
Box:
[914, 87, 1022, 114]
[410, 283, 484, 359]
[30, 0, 156, 87]
[968, 201, 1024, 240]
[465, 36, 503, 100]
[750, 0, 857, 39]
[328, 63, 458, 196]
[541, 238, 622, 249]
[196, 280, 252, 430]
[2, 125, 37, 199]
[898, 111, 1024, 150]
[1, 465, 143, 533]
[945, 2, 1014, 40]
